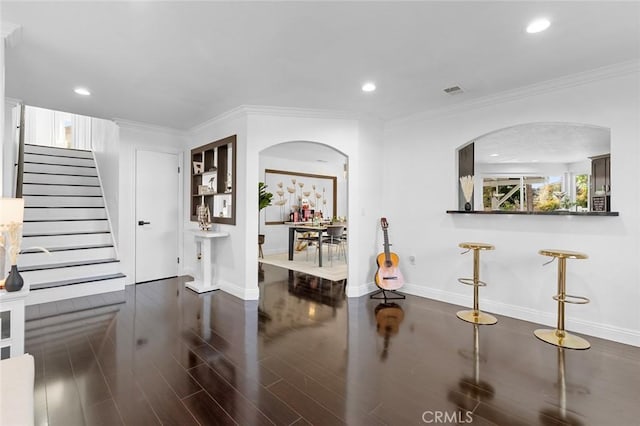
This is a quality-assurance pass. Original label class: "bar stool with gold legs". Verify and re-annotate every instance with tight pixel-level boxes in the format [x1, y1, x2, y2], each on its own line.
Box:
[456, 242, 497, 325]
[535, 249, 590, 350]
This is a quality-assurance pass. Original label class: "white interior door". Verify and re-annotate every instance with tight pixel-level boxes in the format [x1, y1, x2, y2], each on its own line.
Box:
[135, 150, 179, 283]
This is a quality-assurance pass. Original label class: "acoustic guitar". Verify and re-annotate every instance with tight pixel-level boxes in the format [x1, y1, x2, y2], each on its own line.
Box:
[374, 218, 405, 290]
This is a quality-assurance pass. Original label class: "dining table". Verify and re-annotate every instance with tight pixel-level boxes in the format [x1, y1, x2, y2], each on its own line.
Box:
[286, 222, 329, 267]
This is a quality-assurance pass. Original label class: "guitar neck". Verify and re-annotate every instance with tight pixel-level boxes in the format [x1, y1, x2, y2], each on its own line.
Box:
[383, 228, 391, 263]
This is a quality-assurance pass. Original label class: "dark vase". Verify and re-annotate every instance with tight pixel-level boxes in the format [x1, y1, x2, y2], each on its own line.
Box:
[5, 264, 24, 292]
[464, 202, 472, 212]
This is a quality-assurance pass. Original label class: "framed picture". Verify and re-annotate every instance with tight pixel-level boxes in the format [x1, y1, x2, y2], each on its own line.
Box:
[264, 169, 337, 224]
[591, 195, 608, 212]
[193, 161, 204, 174]
[198, 185, 215, 195]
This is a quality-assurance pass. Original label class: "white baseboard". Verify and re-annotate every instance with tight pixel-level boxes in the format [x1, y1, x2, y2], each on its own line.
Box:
[401, 282, 640, 347]
[180, 273, 255, 299]
[219, 279, 259, 301]
[346, 281, 378, 298]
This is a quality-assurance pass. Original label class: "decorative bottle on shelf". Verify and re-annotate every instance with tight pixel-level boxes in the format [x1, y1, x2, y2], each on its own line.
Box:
[226, 173, 232, 193]
[4, 264, 24, 292]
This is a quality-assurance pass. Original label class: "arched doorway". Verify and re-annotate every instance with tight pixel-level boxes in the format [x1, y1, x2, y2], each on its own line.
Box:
[257, 141, 349, 289]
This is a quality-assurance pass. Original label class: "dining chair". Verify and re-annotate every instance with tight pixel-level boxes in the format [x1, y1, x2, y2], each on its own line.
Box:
[321, 225, 347, 266]
[295, 229, 319, 261]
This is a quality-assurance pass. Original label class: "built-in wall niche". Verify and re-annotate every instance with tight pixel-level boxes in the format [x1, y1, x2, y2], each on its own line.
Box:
[190, 135, 236, 225]
[452, 123, 618, 216]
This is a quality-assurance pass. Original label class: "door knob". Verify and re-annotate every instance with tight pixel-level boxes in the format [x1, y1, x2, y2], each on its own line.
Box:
[138, 220, 151, 226]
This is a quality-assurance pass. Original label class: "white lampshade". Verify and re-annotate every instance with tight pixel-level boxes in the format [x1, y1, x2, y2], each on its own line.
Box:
[0, 198, 25, 226]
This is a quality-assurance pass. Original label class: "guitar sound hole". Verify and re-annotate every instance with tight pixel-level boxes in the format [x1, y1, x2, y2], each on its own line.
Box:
[385, 261, 393, 268]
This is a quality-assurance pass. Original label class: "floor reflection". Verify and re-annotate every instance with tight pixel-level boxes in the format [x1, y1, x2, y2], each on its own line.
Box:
[258, 269, 346, 342]
[287, 271, 345, 307]
[374, 302, 405, 361]
[448, 324, 495, 411]
[538, 347, 588, 425]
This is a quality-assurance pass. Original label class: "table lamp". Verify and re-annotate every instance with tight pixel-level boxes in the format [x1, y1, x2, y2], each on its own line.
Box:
[0, 198, 25, 292]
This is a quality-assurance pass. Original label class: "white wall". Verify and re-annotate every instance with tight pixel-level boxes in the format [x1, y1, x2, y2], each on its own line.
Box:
[3, 22, 23, 197]
[185, 110, 248, 298]
[117, 120, 188, 285]
[91, 118, 120, 238]
[1, 100, 16, 197]
[185, 107, 384, 301]
[384, 68, 640, 346]
[245, 108, 385, 299]
[258, 153, 347, 255]
[1, 27, 4, 195]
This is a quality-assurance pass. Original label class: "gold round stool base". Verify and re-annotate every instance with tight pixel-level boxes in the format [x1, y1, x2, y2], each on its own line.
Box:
[534, 329, 590, 350]
[456, 310, 497, 325]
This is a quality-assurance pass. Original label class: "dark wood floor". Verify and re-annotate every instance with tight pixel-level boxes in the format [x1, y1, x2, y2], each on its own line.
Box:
[25, 264, 640, 425]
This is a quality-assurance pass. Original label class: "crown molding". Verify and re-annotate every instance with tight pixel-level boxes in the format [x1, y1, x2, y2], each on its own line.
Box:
[2, 21, 22, 48]
[389, 60, 640, 127]
[4, 97, 22, 107]
[190, 104, 364, 133]
[113, 118, 191, 138]
[242, 105, 361, 120]
[189, 105, 249, 133]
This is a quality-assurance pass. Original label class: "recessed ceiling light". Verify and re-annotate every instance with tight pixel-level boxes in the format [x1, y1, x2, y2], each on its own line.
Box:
[489, 153, 499, 157]
[362, 82, 376, 92]
[526, 18, 551, 34]
[74, 87, 91, 96]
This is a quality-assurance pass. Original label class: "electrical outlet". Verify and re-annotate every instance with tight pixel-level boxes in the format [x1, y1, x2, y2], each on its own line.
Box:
[408, 255, 416, 265]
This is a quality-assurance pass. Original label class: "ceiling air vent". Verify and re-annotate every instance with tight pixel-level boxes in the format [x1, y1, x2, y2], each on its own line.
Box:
[443, 85, 464, 95]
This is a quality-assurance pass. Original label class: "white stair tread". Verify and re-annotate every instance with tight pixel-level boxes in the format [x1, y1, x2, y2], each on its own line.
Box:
[24, 152, 96, 166]
[21, 243, 113, 254]
[23, 231, 110, 237]
[24, 205, 104, 208]
[24, 161, 96, 169]
[24, 218, 108, 222]
[20, 258, 120, 272]
[23, 174, 99, 185]
[23, 183, 100, 187]
[23, 166, 98, 178]
[30, 273, 126, 290]
[25, 143, 91, 153]
[23, 195, 102, 198]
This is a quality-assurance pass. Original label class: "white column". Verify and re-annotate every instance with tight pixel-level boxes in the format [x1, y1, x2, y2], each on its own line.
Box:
[2, 22, 22, 197]
[185, 230, 229, 293]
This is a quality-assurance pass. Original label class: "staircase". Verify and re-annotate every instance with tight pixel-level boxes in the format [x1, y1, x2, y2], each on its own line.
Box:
[18, 143, 125, 306]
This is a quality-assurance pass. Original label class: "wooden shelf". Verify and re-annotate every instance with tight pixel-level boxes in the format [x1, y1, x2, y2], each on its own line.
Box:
[192, 192, 233, 197]
[190, 135, 236, 225]
[446, 210, 619, 216]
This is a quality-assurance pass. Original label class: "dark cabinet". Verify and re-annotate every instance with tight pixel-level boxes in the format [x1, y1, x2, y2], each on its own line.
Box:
[458, 142, 474, 210]
[190, 135, 236, 224]
[590, 154, 610, 211]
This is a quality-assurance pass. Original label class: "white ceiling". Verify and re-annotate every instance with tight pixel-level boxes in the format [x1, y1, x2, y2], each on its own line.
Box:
[474, 122, 610, 164]
[4, 1, 640, 130]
